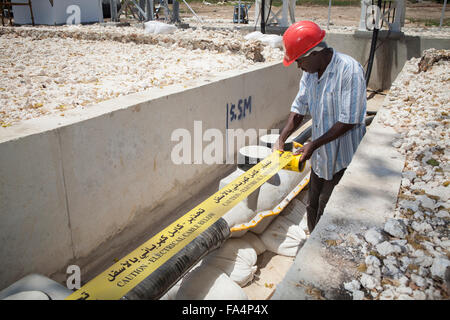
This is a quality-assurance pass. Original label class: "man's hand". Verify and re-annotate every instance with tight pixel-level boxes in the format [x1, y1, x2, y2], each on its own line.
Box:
[272, 137, 285, 152]
[294, 142, 315, 163]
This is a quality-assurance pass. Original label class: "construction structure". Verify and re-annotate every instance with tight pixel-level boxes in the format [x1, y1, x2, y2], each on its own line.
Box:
[0, 0, 449, 302]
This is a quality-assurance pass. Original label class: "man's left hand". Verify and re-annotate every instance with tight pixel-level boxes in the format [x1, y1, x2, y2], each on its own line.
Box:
[294, 142, 315, 163]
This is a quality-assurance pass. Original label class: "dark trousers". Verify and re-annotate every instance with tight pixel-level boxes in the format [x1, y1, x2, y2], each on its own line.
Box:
[307, 168, 346, 233]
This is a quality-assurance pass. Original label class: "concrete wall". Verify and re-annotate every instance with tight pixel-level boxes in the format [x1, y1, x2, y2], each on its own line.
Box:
[0, 61, 301, 289]
[260, 26, 449, 91]
[325, 31, 450, 91]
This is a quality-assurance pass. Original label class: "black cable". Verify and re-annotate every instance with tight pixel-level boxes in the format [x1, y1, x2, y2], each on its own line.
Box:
[261, 0, 265, 33]
[265, 0, 273, 25]
[365, 0, 383, 87]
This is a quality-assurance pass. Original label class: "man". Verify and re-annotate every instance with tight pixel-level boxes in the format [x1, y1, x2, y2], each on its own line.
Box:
[274, 21, 367, 233]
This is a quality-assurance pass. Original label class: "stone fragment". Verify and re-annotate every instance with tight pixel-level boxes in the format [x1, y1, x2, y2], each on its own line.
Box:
[360, 273, 379, 290]
[344, 280, 361, 292]
[430, 258, 450, 279]
[411, 221, 433, 233]
[412, 290, 426, 300]
[352, 290, 365, 300]
[384, 218, 408, 238]
[411, 274, 426, 287]
[364, 228, 386, 246]
[376, 241, 401, 256]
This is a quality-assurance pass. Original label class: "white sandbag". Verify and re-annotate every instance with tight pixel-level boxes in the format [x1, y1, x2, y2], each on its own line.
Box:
[280, 198, 307, 225]
[249, 210, 276, 235]
[244, 31, 263, 41]
[144, 21, 177, 34]
[202, 238, 257, 287]
[222, 201, 255, 231]
[219, 168, 259, 238]
[240, 232, 266, 255]
[175, 264, 248, 300]
[259, 215, 307, 257]
[251, 191, 308, 235]
[260, 34, 283, 48]
[4, 290, 50, 300]
[256, 169, 304, 213]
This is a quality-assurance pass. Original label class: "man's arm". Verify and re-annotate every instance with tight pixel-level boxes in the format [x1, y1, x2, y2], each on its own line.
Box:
[296, 121, 355, 162]
[273, 112, 304, 151]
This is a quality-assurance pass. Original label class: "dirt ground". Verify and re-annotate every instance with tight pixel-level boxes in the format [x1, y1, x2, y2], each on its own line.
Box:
[179, 1, 448, 27]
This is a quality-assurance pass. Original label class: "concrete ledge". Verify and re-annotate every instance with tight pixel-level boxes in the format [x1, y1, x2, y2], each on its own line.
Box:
[272, 100, 406, 299]
[0, 61, 301, 289]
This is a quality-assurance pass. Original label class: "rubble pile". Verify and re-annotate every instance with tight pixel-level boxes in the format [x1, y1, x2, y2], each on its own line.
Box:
[0, 24, 283, 127]
[343, 49, 450, 300]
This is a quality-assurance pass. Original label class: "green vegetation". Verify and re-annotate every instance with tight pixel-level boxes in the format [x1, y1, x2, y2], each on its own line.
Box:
[407, 17, 450, 27]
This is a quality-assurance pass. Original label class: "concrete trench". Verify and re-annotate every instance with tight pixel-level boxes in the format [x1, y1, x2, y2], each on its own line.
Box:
[0, 22, 449, 300]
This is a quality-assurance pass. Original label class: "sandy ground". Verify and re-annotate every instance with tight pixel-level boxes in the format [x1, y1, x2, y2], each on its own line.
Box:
[179, 1, 448, 27]
[0, 25, 283, 127]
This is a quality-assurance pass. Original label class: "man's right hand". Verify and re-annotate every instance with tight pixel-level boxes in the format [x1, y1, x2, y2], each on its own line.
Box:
[273, 138, 285, 152]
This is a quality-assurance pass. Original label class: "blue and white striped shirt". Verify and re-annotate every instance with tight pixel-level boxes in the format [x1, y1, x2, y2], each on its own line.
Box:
[291, 49, 367, 180]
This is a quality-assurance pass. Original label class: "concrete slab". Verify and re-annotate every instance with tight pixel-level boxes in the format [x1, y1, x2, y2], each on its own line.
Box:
[0, 131, 73, 289]
[271, 102, 406, 300]
[242, 252, 295, 300]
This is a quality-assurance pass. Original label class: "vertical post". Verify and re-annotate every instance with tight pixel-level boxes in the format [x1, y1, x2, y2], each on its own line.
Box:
[440, 0, 447, 30]
[139, 0, 145, 20]
[172, 0, 180, 23]
[359, 0, 368, 30]
[261, 0, 265, 33]
[391, 0, 405, 32]
[1, 0, 4, 26]
[282, 0, 288, 27]
[146, 0, 154, 21]
[327, 0, 332, 30]
[238, 0, 241, 24]
[110, 0, 118, 22]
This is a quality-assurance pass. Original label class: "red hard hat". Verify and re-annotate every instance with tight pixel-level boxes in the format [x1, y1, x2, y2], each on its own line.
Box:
[282, 21, 326, 66]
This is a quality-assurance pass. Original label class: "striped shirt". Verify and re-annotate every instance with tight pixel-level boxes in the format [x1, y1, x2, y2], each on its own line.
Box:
[291, 49, 367, 180]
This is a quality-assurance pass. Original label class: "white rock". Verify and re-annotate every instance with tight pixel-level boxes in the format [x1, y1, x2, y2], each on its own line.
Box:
[398, 275, 409, 286]
[402, 171, 416, 181]
[430, 257, 450, 279]
[401, 178, 411, 187]
[440, 240, 450, 248]
[352, 290, 365, 300]
[379, 289, 395, 300]
[422, 185, 449, 202]
[411, 274, 426, 287]
[396, 286, 413, 295]
[436, 211, 449, 218]
[416, 195, 436, 211]
[384, 218, 408, 238]
[376, 241, 400, 256]
[364, 228, 386, 246]
[365, 255, 381, 267]
[344, 280, 361, 292]
[411, 221, 433, 233]
[398, 200, 419, 212]
[397, 294, 414, 300]
[413, 290, 426, 300]
[360, 273, 379, 290]
[415, 256, 434, 268]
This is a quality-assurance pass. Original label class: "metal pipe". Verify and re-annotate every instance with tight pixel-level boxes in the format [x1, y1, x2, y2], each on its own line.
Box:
[122, 218, 230, 300]
[327, 0, 332, 30]
[261, 0, 266, 33]
[365, 0, 383, 87]
[440, 0, 447, 30]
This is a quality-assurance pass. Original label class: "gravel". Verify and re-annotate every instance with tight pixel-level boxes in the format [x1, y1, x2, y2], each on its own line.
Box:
[0, 24, 284, 127]
[344, 49, 450, 300]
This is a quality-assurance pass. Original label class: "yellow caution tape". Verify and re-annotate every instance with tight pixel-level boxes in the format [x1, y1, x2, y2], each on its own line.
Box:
[230, 172, 310, 233]
[65, 151, 295, 300]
